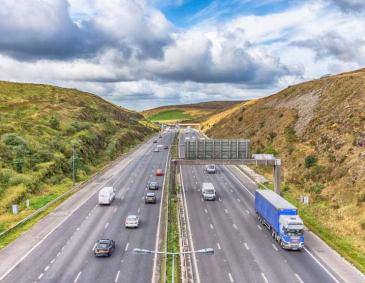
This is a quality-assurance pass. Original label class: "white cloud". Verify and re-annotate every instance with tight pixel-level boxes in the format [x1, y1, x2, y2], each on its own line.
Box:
[0, 0, 364, 110]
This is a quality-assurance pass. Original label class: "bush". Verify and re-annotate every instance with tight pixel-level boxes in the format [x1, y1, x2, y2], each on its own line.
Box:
[49, 116, 60, 130]
[267, 132, 277, 142]
[305, 155, 317, 168]
[237, 116, 243, 122]
[1, 133, 27, 147]
[284, 126, 297, 142]
[311, 183, 325, 194]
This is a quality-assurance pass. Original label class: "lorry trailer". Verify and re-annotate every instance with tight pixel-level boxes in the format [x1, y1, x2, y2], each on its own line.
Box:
[255, 189, 304, 250]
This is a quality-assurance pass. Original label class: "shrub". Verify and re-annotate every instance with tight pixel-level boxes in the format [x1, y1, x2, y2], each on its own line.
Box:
[284, 126, 297, 142]
[237, 116, 243, 122]
[305, 155, 317, 168]
[1, 133, 27, 147]
[49, 116, 60, 130]
[311, 183, 325, 194]
[267, 132, 277, 142]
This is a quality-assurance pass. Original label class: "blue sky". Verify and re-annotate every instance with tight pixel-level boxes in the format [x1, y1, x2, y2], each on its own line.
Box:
[161, 0, 292, 27]
[0, 0, 364, 110]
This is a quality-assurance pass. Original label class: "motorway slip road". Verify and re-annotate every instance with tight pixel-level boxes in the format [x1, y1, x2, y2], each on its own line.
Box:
[179, 129, 365, 283]
[0, 131, 174, 283]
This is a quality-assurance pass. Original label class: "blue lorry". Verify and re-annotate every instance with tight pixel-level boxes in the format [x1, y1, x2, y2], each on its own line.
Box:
[255, 189, 304, 250]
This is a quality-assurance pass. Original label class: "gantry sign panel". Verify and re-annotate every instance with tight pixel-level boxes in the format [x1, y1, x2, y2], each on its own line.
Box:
[184, 139, 250, 160]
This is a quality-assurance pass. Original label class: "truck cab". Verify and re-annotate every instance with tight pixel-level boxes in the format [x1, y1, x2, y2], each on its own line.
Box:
[278, 215, 304, 250]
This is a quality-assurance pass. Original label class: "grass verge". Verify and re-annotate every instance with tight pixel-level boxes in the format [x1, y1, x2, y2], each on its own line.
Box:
[166, 132, 181, 282]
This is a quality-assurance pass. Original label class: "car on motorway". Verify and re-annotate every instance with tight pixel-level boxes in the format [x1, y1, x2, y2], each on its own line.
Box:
[163, 145, 169, 149]
[147, 181, 159, 190]
[145, 192, 157, 204]
[153, 139, 158, 143]
[205, 164, 216, 174]
[154, 147, 159, 152]
[156, 169, 164, 176]
[159, 135, 162, 138]
[125, 215, 139, 228]
[94, 239, 115, 257]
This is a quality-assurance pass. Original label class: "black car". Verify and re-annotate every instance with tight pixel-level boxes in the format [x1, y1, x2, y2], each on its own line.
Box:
[153, 139, 158, 143]
[147, 181, 159, 190]
[145, 192, 157, 204]
[94, 239, 115, 257]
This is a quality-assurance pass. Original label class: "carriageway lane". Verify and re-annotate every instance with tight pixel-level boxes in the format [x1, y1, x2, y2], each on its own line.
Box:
[180, 129, 342, 283]
[1, 131, 174, 283]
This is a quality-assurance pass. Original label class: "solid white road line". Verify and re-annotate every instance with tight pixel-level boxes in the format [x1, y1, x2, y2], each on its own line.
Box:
[295, 273, 304, 283]
[233, 224, 238, 230]
[245, 209, 250, 215]
[225, 167, 254, 198]
[244, 242, 249, 250]
[261, 272, 268, 283]
[257, 225, 262, 230]
[115, 270, 121, 282]
[303, 247, 340, 283]
[272, 244, 278, 251]
[137, 207, 141, 214]
[180, 151, 201, 283]
[217, 243, 221, 250]
[125, 243, 129, 251]
[204, 209, 208, 214]
[104, 222, 109, 229]
[228, 272, 234, 282]
[92, 243, 97, 251]
[210, 224, 214, 230]
[74, 271, 82, 283]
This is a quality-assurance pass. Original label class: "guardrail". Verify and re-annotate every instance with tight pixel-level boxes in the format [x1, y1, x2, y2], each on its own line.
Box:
[0, 133, 157, 240]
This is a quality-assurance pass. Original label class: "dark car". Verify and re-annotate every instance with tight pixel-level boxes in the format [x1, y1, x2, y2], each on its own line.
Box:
[145, 192, 157, 204]
[147, 181, 159, 190]
[94, 239, 115, 257]
[163, 145, 169, 149]
[153, 139, 158, 143]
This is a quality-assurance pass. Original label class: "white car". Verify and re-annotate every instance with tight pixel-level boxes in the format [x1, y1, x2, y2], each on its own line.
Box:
[125, 215, 139, 228]
[154, 147, 159, 152]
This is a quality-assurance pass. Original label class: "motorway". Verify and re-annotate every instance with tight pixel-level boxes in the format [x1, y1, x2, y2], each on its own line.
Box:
[0, 131, 175, 283]
[179, 129, 360, 283]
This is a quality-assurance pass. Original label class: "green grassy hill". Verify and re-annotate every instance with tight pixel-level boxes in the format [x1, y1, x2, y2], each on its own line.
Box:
[142, 101, 243, 123]
[203, 69, 365, 272]
[0, 81, 156, 232]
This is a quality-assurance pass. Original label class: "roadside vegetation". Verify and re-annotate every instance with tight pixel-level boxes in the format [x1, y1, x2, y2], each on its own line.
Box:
[203, 69, 365, 272]
[0, 81, 157, 238]
[165, 132, 181, 282]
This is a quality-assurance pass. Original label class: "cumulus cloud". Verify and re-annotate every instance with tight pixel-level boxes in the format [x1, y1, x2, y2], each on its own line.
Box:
[0, 0, 364, 109]
[0, 0, 172, 61]
[292, 32, 365, 62]
[328, 0, 365, 12]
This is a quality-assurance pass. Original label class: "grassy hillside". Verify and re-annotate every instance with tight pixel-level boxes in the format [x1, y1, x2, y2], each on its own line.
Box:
[0, 81, 157, 233]
[142, 101, 242, 123]
[204, 69, 365, 272]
